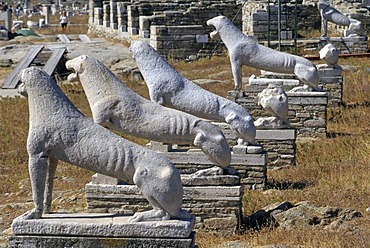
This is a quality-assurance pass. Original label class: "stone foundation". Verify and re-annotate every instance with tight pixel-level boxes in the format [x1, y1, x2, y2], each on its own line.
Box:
[85, 177, 244, 234]
[229, 87, 328, 139]
[214, 123, 296, 168]
[10, 212, 195, 248]
[159, 150, 267, 189]
[317, 65, 343, 108]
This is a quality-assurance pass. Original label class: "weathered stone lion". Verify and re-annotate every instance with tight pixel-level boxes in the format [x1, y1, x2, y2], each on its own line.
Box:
[18, 67, 191, 222]
[255, 85, 289, 129]
[130, 41, 256, 146]
[66, 55, 231, 168]
[318, 0, 364, 37]
[207, 16, 319, 91]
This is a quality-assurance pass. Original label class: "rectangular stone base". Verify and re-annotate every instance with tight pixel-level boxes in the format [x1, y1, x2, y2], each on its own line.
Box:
[230, 88, 328, 139]
[9, 233, 195, 248]
[10, 212, 195, 247]
[213, 123, 296, 168]
[162, 151, 267, 189]
[85, 183, 244, 234]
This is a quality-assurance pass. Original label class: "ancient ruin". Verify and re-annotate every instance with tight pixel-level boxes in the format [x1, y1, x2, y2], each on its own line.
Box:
[88, 0, 241, 58]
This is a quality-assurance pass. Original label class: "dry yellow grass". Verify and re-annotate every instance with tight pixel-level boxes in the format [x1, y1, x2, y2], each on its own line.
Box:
[0, 36, 369, 247]
[18, 13, 89, 35]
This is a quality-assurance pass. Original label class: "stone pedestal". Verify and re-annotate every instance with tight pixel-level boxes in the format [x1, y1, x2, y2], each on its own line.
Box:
[232, 75, 328, 139]
[160, 150, 267, 189]
[86, 178, 244, 234]
[9, 212, 195, 248]
[317, 64, 343, 108]
[85, 145, 266, 233]
[287, 91, 328, 139]
[214, 123, 297, 168]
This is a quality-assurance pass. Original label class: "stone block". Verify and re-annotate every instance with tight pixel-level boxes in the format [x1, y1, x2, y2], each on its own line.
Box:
[180, 174, 240, 186]
[103, 20, 110, 28]
[255, 129, 296, 140]
[139, 30, 150, 38]
[139, 16, 151, 30]
[85, 184, 244, 233]
[252, 12, 268, 21]
[233, 145, 247, 154]
[128, 27, 138, 35]
[91, 173, 121, 185]
[317, 66, 343, 77]
[304, 118, 326, 128]
[110, 22, 118, 30]
[12, 212, 195, 238]
[196, 34, 208, 43]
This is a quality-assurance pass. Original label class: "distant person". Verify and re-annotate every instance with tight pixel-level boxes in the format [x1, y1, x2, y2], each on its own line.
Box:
[60, 11, 68, 34]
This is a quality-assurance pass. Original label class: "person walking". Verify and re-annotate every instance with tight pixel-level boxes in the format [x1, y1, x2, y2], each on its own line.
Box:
[60, 11, 68, 34]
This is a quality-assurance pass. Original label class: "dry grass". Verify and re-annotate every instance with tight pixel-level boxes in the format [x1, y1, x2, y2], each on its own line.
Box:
[17, 13, 89, 35]
[0, 45, 369, 247]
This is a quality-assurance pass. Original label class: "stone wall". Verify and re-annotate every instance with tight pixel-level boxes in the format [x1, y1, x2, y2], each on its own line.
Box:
[88, 0, 240, 58]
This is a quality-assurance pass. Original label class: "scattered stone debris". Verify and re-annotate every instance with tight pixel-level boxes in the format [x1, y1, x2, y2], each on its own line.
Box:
[244, 201, 362, 231]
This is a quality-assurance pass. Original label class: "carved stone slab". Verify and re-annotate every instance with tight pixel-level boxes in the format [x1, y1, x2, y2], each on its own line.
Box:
[12, 212, 195, 238]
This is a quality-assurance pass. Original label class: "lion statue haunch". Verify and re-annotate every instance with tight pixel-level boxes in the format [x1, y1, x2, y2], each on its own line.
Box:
[207, 16, 319, 91]
[129, 41, 256, 145]
[18, 67, 191, 222]
[318, 0, 364, 37]
[65, 55, 231, 168]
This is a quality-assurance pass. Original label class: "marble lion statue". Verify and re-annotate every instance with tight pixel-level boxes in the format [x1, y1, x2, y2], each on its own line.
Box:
[206, 15, 319, 91]
[18, 67, 191, 222]
[318, 0, 364, 37]
[66, 55, 231, 169]
[130, 41, 256, 146]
